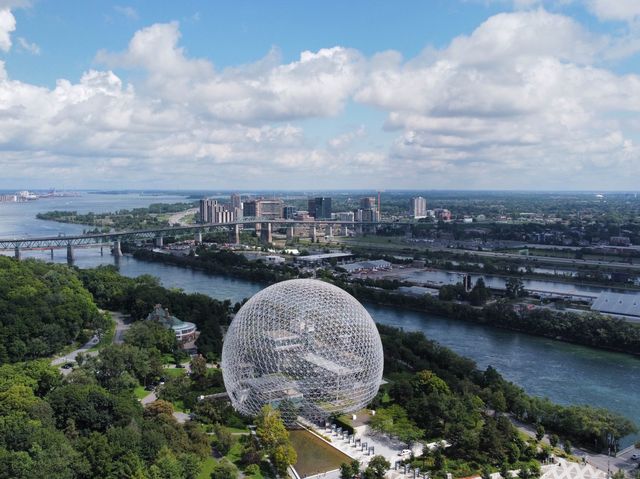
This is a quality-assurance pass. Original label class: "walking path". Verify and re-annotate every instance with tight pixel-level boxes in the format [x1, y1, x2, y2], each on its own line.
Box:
[511, 416, 639, 475]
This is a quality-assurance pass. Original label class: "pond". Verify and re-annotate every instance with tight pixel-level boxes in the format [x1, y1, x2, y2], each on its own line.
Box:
[289, 429, 352, 477]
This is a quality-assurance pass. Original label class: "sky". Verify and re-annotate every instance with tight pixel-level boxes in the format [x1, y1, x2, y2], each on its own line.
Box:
[1, 1, 640, 190]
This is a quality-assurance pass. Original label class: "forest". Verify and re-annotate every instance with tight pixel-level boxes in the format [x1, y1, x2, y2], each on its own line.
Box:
[0, 257, 108, 363]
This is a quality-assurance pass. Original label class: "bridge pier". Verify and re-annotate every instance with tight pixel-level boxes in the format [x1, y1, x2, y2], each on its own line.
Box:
[14, 245, 20, 260]
[230, 224, 240, 244]
[113, 240, 123, 257]
[155, 236, 164, 248]
[310, 226, 317, 243]
[344, 226, 349, 236]
[51, 248, 54, 259]
[260, 222, 272, 244]
[194, 231, 202, 244]
[286, 226, 294, 241]
[326, 225, 333, 238]
[66, 244, 74, 264]
[100, 246, 103, 256]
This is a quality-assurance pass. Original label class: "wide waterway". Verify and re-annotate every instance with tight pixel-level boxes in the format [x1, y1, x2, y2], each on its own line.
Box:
[1, 192, 639, 446]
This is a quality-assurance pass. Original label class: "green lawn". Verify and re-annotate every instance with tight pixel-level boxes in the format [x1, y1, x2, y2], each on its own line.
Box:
[134, 385, 149, 400]
[163, 367, 187, 378]
[197, 457, 217, 479]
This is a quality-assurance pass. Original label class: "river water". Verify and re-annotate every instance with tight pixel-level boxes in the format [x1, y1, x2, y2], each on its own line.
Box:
[1, 193, 639, 446]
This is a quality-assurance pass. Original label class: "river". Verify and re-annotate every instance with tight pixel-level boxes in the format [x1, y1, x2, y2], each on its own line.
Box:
[1, 192, 639, 446]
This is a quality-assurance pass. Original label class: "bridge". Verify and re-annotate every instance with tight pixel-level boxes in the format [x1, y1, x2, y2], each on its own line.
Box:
[0, 219, 413, 261]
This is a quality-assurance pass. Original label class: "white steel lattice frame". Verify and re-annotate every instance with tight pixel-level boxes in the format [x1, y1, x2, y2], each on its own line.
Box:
[221, 279, 384, 423]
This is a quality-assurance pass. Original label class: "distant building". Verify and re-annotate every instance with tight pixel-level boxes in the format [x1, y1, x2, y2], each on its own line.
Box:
[358, 196, 379, 223]
[333, 211, 355, 222]
[314, 196, 331, 220]
[0, 194, 17, 202]
[146, 304, 198, 345]
[307, 198, 316, 218]
[434, 208, 452, 221]
[243, 199, 284, 220]
[283, 206, 297, 219]
[410, 196, 427, 219]
[360, 197, 376, 210]
[342, 259, 392, 274]
[199, 199, 235, 224]
[264, 255, 285, 265]
[231, 193, 243, 220]
[591, 292, 640, 318]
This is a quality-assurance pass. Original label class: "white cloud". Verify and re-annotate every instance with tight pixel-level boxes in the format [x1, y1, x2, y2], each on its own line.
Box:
[2, 10, 640, 189]
[17, 36, 39, 54]
[0, 8, 15, 52]
[586, 0, 640, 22]
[328, 126, 366, 150]
[355, 8, 640, 188]
[114, 5, 138, 20]
[96, 22, 365, 123]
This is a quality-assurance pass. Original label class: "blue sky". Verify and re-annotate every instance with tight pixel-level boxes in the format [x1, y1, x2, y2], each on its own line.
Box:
[1, 0, 640, 190]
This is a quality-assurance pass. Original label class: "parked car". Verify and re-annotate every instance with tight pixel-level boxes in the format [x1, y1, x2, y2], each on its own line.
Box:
[62, 362, 74, 369]
[398, 449, 412, 456]
[631, 453, 639, 461]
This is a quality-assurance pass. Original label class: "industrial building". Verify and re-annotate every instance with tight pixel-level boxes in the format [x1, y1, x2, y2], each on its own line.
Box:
[591, 292, 640, 319]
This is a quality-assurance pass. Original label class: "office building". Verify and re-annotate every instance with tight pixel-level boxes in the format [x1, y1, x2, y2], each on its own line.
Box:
[283, 206, 297, 219]
[410, 196, 427, 219]
[333, 211, 355, 222]
[313, 197, 332, 219]
[243, 199, 284, 220]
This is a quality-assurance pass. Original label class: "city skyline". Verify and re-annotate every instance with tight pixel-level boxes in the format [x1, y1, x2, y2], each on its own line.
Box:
[1, 1, 640, 190]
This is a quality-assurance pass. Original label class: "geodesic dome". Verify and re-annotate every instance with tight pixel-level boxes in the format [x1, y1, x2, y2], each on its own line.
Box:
[221, 279, 384, 423]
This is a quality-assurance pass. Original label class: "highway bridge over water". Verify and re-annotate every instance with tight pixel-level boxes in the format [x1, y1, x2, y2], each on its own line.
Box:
[0, 219, 410, 262]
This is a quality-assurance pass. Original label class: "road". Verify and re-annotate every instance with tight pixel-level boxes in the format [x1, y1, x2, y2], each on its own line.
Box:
[168, 208, 198, 226]
[51, 311, 131, 374]
[112, 311, 130, 344]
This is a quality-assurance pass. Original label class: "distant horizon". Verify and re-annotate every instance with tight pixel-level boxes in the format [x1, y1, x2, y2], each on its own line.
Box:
[1, 188, 639, 195]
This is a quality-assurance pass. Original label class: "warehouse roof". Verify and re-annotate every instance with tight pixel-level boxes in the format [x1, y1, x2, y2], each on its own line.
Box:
[591, 292, 640, 318]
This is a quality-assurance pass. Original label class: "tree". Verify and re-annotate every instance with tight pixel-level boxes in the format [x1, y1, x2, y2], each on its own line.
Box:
[482, 466, 493, 479]
[254, 405, 296, 475]
[340, 460, 361, 479]
[549, 434, 559, 447]
[518, 466, 530, 479]
[505, 278, 526, 299]
[190, 355, 208, 387]
[500, 462, 510, 479]
[210, 460, 237, 479]
[535, 424, 545, 441]
[364, 456, 390, 479]
[563, 440, 572, 455]
[212, 424, 233, 455]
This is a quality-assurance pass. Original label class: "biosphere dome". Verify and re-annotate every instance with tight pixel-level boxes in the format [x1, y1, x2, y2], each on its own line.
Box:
[221, 279, 384, 423]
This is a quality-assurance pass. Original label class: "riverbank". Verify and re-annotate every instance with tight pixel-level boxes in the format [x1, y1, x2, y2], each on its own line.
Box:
[133, 249, 640, 358]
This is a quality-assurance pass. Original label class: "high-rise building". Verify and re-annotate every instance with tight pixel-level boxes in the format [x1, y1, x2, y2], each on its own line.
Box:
[313, 197, 332, 219]
[199, 199, 235, 224]
[360, 197, 376, 210]
[243, 199, 283, 220]
[308, 198, 316, 218]
[231, 193, 243, 219]
[357, 196, 379, 223]
[410, 196, 427, 219]
[283, 206, 297, 219]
